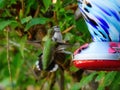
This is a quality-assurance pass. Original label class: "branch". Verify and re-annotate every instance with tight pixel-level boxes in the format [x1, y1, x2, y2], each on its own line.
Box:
[62, 25, 75, 34]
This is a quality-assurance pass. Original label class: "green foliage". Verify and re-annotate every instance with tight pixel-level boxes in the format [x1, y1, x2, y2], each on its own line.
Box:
[25, 17, 49, 31]
[97, 72, 117, 90]
[0, 0, 119, 90]
[0, 20, 18, 31]
[21, 16, 32, 24]
[71, 72, 97, 90]
[0, 0, 6, 8]
[110, 72, 120, 90]
[43, 0, 52, 10]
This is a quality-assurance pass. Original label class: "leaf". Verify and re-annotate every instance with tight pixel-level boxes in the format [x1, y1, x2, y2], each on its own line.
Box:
[10, 0, 17, 4]
[0, 0, 6, 8]
[71, 72, 97, 90]
[25, 0, 36, 15]
[110, 72, 120, 90]
[21, 16, 32, 24]
[43, 0, 52, 10]
[97, 85, 105, 90]
[79, 72, 97, 88]
[19, 36, 27, 57]
[97, 71, 117, 90]
[0, 78, 10, 87]
[70, 83, 81, 90]
[0, 20, 17, 31]
[12, 53, 23, 68]
[103, 71, 117, 86]
[69, 66, 79, 72]
[95, 71, 105, 82]
[64, 32, 74, 42]
[25, 18, 49, 31]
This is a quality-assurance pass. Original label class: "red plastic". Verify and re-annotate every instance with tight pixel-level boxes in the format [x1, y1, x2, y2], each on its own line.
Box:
[73, 60, 120, 71]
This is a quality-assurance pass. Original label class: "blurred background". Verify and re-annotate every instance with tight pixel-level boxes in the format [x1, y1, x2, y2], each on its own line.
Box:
[0, 0, 120, 90]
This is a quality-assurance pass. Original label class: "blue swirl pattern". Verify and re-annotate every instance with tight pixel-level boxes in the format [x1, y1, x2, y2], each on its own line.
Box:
[78, 0, 120, 41]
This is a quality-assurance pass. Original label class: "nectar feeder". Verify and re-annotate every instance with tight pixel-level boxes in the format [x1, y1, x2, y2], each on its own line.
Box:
[73, 0, 120, 71]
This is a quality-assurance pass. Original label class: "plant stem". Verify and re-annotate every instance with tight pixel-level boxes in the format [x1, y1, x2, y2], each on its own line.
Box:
[62, 25, 75, 34]
[6, 26, 14, 90]
[34, 5, 40, 17]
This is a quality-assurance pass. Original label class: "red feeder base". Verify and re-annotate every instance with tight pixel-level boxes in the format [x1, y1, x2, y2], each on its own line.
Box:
[73, 60, 120, 71]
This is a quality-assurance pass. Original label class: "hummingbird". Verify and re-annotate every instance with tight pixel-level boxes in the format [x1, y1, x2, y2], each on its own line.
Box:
[34, 26, 72, 76]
